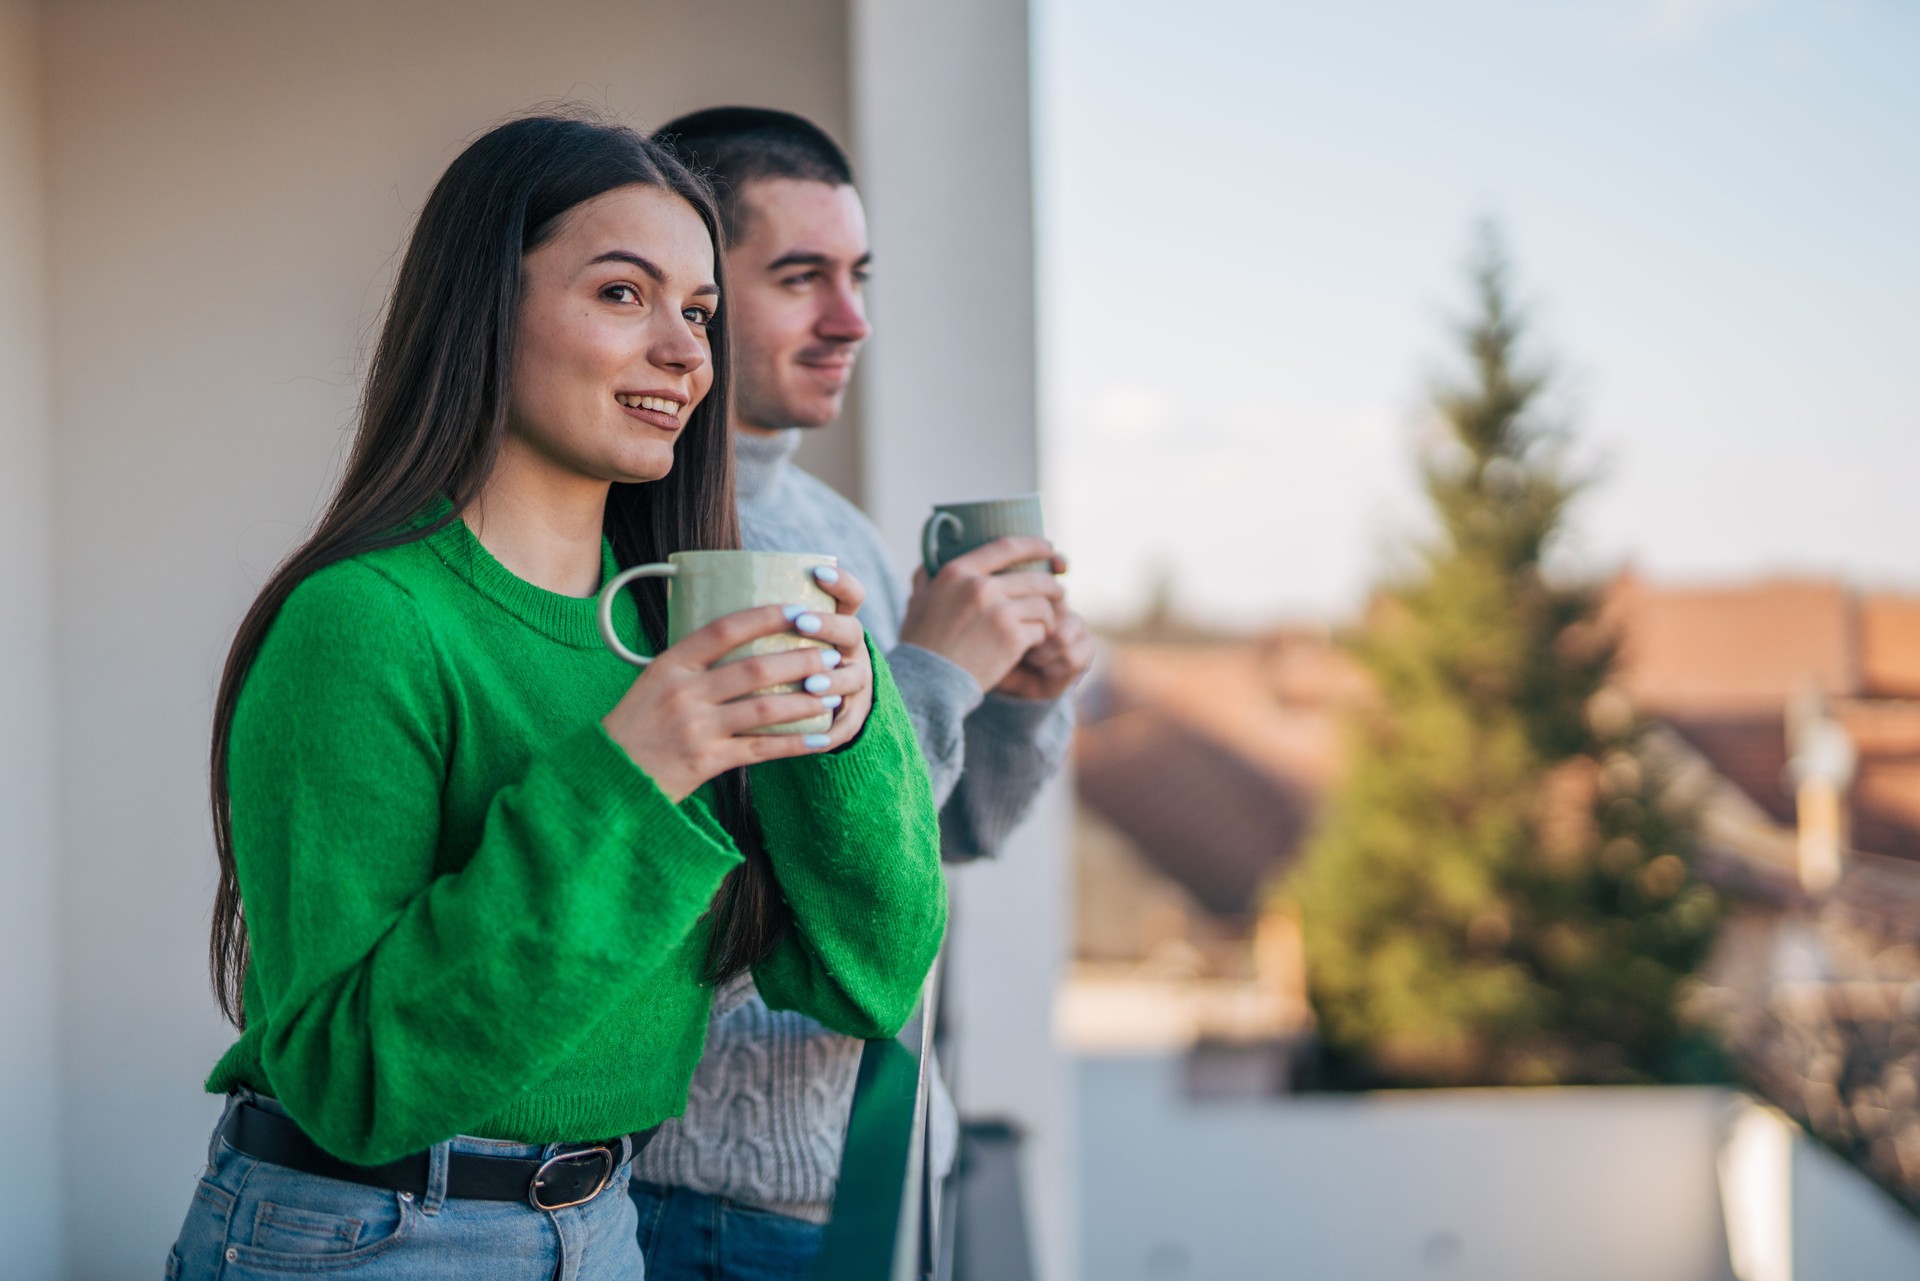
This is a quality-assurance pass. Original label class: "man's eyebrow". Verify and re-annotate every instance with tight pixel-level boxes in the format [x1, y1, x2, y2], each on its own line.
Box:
[765, 250, 873, 273]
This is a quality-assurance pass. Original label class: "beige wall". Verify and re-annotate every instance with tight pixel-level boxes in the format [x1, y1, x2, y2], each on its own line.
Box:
[37, 2, 847, 1272]
[0, 2, 62, 1273]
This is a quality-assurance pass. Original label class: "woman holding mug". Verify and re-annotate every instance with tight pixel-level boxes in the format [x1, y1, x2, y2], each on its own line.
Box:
[164, 113, 944, 1279]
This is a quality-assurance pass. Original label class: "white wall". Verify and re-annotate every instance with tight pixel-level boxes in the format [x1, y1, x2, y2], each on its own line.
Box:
[1081, 1057, 1738, 1281]
[852, 3, 1077, 1279]
[37, 3, 848, 1273]
[1792, 1123, 1920, 1280]
[1721, 1096, 1920, 1281]
[0, 2, 62, 1274]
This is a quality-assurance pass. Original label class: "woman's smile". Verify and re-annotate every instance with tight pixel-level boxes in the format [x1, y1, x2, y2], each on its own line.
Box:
[615, 388, 688, 432]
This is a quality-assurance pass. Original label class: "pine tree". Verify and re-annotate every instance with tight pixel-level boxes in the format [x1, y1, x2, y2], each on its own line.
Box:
[1290, 230, 1721, 1087]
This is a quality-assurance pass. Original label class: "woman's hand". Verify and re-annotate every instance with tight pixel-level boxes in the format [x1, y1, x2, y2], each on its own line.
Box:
[807, 563, 873, 751]
[602, 566, 875, 802]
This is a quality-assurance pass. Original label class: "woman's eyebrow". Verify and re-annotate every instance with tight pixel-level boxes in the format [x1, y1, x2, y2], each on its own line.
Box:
[587, 250, 664, 282]
[587, 251, 717, 298]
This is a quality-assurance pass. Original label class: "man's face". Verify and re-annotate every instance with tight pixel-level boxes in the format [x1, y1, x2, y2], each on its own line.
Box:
[726, 178, 870, 431]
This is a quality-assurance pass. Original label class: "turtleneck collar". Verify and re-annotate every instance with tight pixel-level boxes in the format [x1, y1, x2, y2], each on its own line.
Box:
[731, 428, 804, 506]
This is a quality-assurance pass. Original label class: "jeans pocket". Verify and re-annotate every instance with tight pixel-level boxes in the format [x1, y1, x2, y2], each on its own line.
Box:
[630, 1179, 668, 1259]
[719, 1199, 826, 1279]
[250, 1200, 365, 1254]
[168, 1177, 236, 1281]
[224, 1165, 416, 1273]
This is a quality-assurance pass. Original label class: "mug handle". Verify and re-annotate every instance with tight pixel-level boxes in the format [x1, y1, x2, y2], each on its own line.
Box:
[921, 511, 962, 580]
[597, 563, 677, 667]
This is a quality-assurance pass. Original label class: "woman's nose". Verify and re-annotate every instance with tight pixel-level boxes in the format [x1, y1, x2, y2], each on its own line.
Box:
[650, 317, 709, 372]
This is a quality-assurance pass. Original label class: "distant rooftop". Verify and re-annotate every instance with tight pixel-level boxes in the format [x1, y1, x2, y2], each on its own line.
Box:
[1608, 575, 1920, 863]
[1078, 577, 1920, 928]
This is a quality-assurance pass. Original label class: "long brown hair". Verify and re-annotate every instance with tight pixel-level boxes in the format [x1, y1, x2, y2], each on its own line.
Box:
[209, 112, 787, 1028]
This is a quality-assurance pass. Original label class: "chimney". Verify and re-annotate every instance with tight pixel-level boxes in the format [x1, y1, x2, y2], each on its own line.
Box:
[1787, 689, 1857, 895]
[1252, 901, 1311, 1030]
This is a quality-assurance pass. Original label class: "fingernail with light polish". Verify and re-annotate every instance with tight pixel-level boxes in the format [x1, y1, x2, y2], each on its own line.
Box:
[805, 734, 832, 750]
[793, 613, 823, 634]
[782, 605, 805, 621]
[813, 566, 840, 585]
[804, 674, 833, 694]
[821, 695, 843, 710]
[821, 650, 842, 669]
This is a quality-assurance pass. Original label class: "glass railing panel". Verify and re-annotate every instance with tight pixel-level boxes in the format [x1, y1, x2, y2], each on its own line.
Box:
[810, 959, 942, 1281]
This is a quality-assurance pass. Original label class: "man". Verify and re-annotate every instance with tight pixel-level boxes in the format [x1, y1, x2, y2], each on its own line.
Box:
[633, 107, 1093, 1276]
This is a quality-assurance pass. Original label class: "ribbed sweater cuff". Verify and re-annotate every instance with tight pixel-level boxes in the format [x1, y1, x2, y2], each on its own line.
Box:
[796, 711, 919, 811]
[977, 689, 1068, 738]
[887, 643, 986, 720]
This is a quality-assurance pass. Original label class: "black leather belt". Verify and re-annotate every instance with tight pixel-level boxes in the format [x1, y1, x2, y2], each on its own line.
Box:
[222, 1100, 654, 1211]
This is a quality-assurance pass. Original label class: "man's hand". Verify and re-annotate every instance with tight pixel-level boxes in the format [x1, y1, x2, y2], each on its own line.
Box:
[995, 604, 1094, 701]
[899, 536, 1064, 693]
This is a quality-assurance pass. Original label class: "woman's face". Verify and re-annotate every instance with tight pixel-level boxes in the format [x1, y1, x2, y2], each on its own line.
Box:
[508, 183, 719, 485]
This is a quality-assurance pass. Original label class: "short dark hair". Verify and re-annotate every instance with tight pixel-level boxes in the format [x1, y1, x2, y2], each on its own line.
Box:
[653, 107, 854, 242]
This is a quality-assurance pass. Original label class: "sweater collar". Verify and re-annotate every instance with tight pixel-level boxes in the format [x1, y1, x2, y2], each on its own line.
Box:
[731, 428, 803, 505]
[418, 497, 636, 651]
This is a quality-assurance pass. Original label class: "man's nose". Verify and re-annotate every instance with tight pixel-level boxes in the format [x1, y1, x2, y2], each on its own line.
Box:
[816, 282, 870, 344]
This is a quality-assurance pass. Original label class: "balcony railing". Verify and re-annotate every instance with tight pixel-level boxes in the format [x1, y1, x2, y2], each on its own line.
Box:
[810, 958, 1038, 1281]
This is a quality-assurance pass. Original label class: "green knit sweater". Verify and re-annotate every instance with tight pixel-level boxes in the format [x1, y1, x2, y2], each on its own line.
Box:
[205, 511, 945, 1165]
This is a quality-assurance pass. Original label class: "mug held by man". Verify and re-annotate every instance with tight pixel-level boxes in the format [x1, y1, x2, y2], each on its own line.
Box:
[598, 550, 838, 735]
[921, 493, 1049, 578]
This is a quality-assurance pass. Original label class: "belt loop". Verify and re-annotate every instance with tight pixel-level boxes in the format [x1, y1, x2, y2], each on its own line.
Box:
[208, 1092, 246, 1172]
[423, 1139, 450, 1215]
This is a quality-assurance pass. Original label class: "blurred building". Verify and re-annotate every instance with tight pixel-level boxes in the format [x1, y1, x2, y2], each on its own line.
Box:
[1607, 575, 1920, 866]
[1062, 626, 1357, 1083]
[1068, 576, 1920, 1211]
[1609, 576, 1920, 1214]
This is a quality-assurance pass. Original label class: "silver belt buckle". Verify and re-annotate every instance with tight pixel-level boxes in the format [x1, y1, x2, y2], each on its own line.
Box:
[528, 1146, 615, 1211]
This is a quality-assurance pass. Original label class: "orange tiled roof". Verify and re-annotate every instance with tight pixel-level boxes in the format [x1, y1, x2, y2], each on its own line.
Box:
[1607, 576, 1856, 714]
[1860, 596, 1920, 698]
[1609, 578, 1920, 863]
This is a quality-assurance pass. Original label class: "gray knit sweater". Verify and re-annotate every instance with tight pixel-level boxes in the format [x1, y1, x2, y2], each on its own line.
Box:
[632, 429, 1073, 1220]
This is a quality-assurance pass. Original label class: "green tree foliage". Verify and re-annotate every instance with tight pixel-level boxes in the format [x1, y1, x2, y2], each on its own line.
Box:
[1291, 231, 1721, 1086]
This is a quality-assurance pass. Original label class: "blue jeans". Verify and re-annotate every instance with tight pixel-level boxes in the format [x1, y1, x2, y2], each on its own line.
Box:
[167, 1093, 644, 1280]
[630, 1180, 823, 1281]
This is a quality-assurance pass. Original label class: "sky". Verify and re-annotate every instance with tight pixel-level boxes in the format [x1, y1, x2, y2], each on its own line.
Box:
[1034, 0, 1920, 629]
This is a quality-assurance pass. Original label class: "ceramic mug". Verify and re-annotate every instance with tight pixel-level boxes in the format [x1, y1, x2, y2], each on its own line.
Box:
[596, 549, 838, 736]
[920, 493, 1049, 578]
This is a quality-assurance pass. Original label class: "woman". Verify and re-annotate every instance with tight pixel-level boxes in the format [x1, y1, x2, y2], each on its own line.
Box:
[164, 113, 944, 1279]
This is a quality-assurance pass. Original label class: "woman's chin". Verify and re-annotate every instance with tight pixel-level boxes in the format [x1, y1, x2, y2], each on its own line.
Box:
[604, 445, 676, 485]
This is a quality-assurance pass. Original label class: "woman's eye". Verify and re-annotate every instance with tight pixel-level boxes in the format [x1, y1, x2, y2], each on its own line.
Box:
[783, 272, 817, 288]
[683, 306, 714, 327]
[603, 283, 641, 305]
